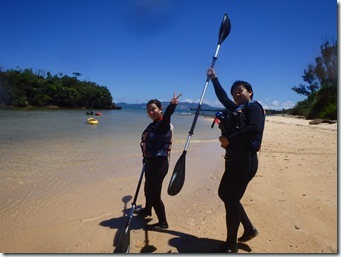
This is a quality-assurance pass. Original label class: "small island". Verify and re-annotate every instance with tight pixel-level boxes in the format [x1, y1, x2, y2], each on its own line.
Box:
[0, 68, 121, 110]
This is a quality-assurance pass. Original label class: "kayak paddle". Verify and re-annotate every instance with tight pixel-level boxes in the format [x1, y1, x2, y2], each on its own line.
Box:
[114, 164, 145, 253]
[167, 13, 231, 196]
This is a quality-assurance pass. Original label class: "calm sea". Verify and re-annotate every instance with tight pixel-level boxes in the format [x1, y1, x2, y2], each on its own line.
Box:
[0, 107, 218, 212]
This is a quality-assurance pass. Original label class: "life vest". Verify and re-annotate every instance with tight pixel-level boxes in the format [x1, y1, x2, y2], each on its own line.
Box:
[246, 100, 266, 152]
[140, 121, 173, 158]
[213, 100, 265, 152]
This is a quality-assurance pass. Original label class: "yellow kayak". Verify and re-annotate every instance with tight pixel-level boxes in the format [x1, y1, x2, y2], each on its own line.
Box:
[87, 118, 98, 125]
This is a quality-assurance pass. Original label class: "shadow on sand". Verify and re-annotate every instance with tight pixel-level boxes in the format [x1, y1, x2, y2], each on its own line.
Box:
[155, 229, 252, 253]
[99, 195, 252, 253]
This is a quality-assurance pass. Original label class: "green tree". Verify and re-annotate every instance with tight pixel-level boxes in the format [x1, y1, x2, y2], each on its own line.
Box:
[291, 40, 337, 119]
[0, 68, 116, 109]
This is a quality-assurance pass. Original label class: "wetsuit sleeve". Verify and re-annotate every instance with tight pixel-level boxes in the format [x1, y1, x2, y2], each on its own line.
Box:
[211, 77, 237, 111]
[227, 103, 263, 144]
[156, 102, 177, 134]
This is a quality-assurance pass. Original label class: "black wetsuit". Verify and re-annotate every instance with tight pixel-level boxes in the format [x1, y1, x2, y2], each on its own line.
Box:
[211, 77, 265, 249]
[141, 103, 177, 224]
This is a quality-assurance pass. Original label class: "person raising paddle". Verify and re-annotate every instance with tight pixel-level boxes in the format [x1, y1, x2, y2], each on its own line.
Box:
[207, 68, 265, 253]
[136, 92, 182, 230]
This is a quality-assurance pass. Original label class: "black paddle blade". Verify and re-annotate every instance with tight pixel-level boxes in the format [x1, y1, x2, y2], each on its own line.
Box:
[218, 13, 231, 44]
[114, 203, 137, 253]
[168, 151, 187, 196]
[114, 219, 131, 253]
[114, 166, 145, 253]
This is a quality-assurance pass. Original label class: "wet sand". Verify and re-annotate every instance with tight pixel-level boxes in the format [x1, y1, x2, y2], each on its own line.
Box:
[0, 115, 337, 253]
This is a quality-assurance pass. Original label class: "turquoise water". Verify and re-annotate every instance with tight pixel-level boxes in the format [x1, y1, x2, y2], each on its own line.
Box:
[0, 107, 223, 252]
[0, 107, 219, 207]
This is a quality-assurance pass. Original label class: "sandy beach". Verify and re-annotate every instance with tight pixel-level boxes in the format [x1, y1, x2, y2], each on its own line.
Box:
[0, 115, 337, 253]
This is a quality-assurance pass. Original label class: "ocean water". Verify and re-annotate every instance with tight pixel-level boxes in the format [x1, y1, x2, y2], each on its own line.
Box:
[0, 107, 219, 213]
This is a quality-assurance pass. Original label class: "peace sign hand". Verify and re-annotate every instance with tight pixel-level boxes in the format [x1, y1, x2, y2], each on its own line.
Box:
[171, 91, 182, 105]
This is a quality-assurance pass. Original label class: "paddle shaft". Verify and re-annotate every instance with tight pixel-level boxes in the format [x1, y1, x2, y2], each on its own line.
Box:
[115, 165, 145, 253]
[127, 164, 145, 227]
[183, 44, 222, 151]
[133, 165, 145, 205]
[167, 13, 230, 196]
[126, 163, 145, 227]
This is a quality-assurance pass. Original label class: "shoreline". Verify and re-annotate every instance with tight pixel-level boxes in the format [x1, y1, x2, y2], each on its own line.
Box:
[0, 115, 337, 253]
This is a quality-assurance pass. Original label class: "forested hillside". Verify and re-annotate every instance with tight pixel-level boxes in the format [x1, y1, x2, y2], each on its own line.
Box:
[0, 68, 119, 109]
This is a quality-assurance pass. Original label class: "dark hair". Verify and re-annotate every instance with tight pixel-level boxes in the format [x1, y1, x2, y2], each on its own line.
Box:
[146, 99, 162, 109]
[230, 80, 254, 99]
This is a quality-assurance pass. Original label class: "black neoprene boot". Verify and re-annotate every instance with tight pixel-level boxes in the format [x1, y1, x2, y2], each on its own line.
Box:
[238, 226, 258, 242]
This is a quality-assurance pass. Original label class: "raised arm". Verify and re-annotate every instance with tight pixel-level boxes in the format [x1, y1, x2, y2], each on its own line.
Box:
[157, 92, 182, 134]
[207, 68, 237, 111]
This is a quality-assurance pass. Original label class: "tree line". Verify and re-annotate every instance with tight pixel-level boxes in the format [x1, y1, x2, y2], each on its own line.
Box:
[0, 68, 120, 109]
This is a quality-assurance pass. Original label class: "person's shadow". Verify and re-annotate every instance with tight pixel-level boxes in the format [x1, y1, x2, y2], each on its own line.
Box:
[99, 195, 252, 253]
[99, 195, 157, 253]
[156, 229, 252, 253]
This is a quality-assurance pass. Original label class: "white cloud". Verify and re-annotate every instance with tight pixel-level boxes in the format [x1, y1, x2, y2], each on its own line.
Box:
[272, 100, 281, 107]
[262, 100, 296, 110]
[282, 101, 295, 109]
[183, 98, 195, 103]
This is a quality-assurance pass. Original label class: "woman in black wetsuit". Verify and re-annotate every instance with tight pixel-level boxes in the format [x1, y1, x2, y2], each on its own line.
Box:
[136, 92, 182, 230]
[207, 68, 265, 253]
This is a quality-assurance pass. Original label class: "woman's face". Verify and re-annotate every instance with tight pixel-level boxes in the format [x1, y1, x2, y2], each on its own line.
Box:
[147, 103, 162, 121]
[232, 85, 252, 106]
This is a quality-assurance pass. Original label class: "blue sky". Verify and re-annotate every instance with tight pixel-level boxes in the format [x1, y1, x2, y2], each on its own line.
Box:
[0, 0, 337, 109]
